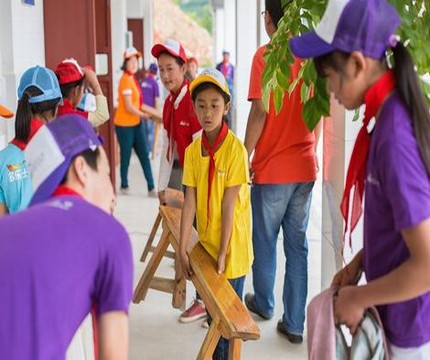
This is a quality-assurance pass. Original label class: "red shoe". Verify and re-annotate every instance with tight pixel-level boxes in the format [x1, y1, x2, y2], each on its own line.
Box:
[179, 299, 207, 323]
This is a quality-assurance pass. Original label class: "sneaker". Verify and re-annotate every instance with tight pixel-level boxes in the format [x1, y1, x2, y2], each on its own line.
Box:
[277, 320, 303, 344]
[179, 299, 207, 323]
[201, 317, 209, 329]
[244, 293, 272, 320]
[119, 187, 130, 195]
[148, 189, 158, 198]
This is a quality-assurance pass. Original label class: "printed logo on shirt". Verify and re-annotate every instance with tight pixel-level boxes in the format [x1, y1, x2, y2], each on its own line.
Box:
[366, 172, 380, 187]
[6, 160, 29, 183]
[49, 199, 74, 211]
[179, 120, 190, 127]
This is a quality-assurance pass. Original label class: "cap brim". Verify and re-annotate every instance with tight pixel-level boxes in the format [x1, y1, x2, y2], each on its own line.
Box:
[151, 44, 184, 62]
[289, 31, 336, 59]
[29, 160, 70, 206]
[0, 105, 14, 119]
[189, 75, 230, 98]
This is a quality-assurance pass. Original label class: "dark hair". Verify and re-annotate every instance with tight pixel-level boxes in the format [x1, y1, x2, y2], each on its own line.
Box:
[59, 77, 85, 98]
[265, 0, 288, 28]
[157, 51, 185, 67]
[15, 86, 61, 143]
[60, 147, 100, 185]
[191, 82, 230, 104]
[313, 45, 430, 174]
[392, 42, 430, 173]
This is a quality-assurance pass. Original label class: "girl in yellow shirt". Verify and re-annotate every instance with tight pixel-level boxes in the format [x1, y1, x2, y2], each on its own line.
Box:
[180, 68, 253, 359]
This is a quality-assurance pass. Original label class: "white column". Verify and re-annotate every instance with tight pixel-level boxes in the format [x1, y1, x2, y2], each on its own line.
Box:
[234, 0, 257, 139]
[321, 100, 363, 288]
[0, 0, 45, 143]
[213, 7, 225, 64]
[142, 0, 154, 68]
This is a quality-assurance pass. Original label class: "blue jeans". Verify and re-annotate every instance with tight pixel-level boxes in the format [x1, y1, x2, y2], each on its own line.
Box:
[208, 276, 245, 360]
[140, 118, 155, 153]
[251, 182, 314, 335]
[115, 124, 154, 191]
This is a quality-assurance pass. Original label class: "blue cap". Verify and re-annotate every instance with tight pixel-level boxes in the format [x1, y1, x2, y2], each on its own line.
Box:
[148, 63, 158, 74]
[17, 65, 63, 104]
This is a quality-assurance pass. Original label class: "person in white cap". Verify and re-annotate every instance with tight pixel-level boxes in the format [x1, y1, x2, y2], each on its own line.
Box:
[0, 114, 133, 359]
[151, 38, 204, 323]
[114, 46, 161, 196]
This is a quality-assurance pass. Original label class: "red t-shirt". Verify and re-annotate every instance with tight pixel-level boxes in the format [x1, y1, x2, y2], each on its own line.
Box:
[57, 99, 89, 119]
[163, 81, 201, 167]
[248, 45, 316, 183]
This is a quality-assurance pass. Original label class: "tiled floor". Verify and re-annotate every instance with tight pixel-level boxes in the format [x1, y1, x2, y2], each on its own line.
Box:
[114, 152, 323, 359]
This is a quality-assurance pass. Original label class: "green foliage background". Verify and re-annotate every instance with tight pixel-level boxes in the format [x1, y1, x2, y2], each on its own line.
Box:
[175, 0, 213, 34]
[263, 0, 430, 130]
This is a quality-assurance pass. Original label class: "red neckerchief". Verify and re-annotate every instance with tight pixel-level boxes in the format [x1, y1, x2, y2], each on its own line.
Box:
[52, 185, 82, 198]
[221, 61, 228, 77]
[340, 70, 395, 247]
[201, 121, 229, 229]
[10, 118, 44, 150]
[57, 99, 88, 119]
[125, 70, 143, 107]
[165, 80, 188, 162]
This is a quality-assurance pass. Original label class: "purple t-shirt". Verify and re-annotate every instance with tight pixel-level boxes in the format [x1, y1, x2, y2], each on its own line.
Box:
[364, 93, 430, 347]
[140, 75, 159, 108]
[0, 196, 133, 359]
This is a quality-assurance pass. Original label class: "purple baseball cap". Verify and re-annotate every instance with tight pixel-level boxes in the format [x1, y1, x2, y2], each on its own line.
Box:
[289, 0, 401, 59]
[25, 114, 102, 206]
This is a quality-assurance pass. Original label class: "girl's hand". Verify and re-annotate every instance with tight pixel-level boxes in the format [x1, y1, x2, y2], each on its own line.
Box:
[180, 250, 193, 279]
[334, 286, 365, 335]
[217, 253, 226, 274]
[332, 256, 363, 288]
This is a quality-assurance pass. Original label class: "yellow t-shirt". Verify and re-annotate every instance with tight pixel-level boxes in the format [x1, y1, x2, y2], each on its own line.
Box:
[114, 73, 141, 127]
[182, 130, 253, 279]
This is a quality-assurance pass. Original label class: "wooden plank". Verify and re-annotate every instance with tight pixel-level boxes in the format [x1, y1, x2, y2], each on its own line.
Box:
[228, 339, 242, 360]
[140, 213, 162, 262]
[149, 276, 175, 293]
[172, 253, 186, 309]
[132, 228, 170, 303]
[197, 319, 222, 360]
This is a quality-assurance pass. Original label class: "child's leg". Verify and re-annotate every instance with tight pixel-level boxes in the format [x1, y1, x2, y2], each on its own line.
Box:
[210, 276, 245, 360]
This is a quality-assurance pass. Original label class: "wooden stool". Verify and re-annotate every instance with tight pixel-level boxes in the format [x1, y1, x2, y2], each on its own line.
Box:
[152, 206, 260, 359]
[140, 188, 184, 263]
[133, 203, 186, 309]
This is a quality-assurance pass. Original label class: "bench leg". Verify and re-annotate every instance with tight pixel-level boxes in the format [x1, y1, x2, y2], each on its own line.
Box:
[140, 213, 162, 262]
[228, 339, 242, 360]
[172, 249, 186, 310]
[197, 319, 221, 360]
[133, 229, 170, 303]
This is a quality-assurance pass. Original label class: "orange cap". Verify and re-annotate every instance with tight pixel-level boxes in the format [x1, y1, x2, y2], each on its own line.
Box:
[0, 104, 13, 119]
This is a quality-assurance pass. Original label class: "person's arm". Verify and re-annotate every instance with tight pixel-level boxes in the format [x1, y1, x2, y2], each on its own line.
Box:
[179, 186, 197, 279]
[157, 130, 174, 204]
[88, 95, 110, 127]
[83, 68, 103, 96]
[217, 185, 241, 274]
[141, 104, 162, 123]
[334, 218, 430, 334]
[98, 311, 128, 360]
[243, 99, 267, 157]
[123, 95, 148, 118]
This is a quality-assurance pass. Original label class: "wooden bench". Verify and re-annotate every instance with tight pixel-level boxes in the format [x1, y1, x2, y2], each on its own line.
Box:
[133, 192, 186, 309]
[156, 206, 260, 359]
[139, 188, 184, 263]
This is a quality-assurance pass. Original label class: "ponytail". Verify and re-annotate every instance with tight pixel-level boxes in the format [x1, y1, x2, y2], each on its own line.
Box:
[15, 91, 33, 143]
[392, 42, 430, 174]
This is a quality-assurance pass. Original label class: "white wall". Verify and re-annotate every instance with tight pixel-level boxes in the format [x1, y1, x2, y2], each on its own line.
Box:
[0, 0, 45, 146]
[142, 0, 154, 68]
[111, 0, 128, 108]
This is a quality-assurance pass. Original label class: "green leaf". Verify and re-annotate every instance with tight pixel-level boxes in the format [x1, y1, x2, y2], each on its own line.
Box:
[274, 84, 285, 114]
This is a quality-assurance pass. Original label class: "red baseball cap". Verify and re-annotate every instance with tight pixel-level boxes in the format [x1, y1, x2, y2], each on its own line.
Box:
[0, 104, 13, 119]
[55, 58, 84, 85]
[151, 39, 187, 63]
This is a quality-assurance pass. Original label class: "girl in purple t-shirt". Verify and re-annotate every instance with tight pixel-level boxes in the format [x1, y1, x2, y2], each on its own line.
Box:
[290, 0, 430, 358]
